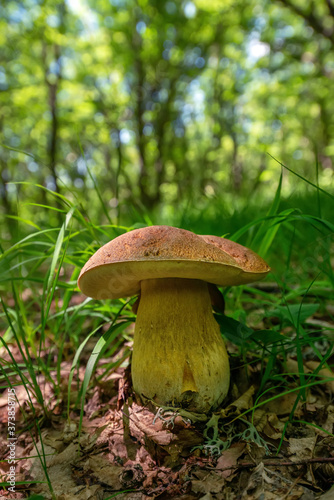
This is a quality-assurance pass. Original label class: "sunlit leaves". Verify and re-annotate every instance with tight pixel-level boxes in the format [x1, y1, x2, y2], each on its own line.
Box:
[1, 0, 334, 231]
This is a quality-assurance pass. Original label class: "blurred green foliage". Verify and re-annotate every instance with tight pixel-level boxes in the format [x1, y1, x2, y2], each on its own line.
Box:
[1, 0, 334, 239]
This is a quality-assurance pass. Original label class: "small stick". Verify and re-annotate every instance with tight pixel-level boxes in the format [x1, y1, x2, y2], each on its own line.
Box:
[216, 456, 334, 472]
[281, 472, 305, 500]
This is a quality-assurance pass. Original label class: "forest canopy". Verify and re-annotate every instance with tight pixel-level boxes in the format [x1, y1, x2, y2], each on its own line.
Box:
[1, 0, 334, 232]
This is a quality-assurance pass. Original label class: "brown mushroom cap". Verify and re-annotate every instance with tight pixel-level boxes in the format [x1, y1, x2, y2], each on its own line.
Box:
[78, 225, 270, 300]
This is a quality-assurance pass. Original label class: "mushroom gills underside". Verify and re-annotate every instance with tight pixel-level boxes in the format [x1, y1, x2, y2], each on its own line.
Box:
[131, 277, 230, 413]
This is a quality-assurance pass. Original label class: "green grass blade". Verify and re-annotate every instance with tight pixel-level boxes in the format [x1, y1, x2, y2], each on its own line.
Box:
[251, 171, 282, 256]
[5, 215, 41, 230]
[46, 207, 75, 296]
[8, 181, 72, 206]
[268, 154, 334, 201]
[67, 324, 103, 419]
[78, 320, 131, 439]
[77, 138, 112, 224]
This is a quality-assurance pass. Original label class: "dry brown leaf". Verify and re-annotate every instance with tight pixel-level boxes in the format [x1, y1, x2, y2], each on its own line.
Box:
[241, 462, 276, 499]
[198, 494, 215, 500]
[240, 462, 310, 500]
[216, 443, 246, 479]
[191, 470, 225, 495]
[286, 358, 334, 394]
[219, 385, 255, 418]
[318, 485, 334, 500]
[288, 436, 317, 483]
[253, 410, 286, 440]
[83, 456, 123, 489]
[125, 403, 203, 467]
[305, 361, 334, 393]
[320, 405, 334, 435]
[26, 441, 81, 499]
[288, 436, 317, 461]
[263, 391, 301, 417]
[129, 403, 174, 446]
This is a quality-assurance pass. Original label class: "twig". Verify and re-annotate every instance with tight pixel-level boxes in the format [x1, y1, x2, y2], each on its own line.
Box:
[217, 456, 334, 472]
[281, 471, 305, 500]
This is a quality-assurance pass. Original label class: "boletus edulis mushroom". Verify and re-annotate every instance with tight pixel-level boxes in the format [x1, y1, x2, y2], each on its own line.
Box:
[78, 226, 270, 413]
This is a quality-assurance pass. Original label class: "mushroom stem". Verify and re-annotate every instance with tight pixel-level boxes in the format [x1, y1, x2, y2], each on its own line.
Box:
[132, 278, 230, 413]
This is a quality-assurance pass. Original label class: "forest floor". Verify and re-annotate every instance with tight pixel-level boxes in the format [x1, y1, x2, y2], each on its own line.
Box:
[1, 290, 334, 500]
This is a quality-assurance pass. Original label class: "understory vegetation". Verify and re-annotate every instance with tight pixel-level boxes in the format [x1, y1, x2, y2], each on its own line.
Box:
[1, 0, 334, 498]
[0, 169, 333, 498]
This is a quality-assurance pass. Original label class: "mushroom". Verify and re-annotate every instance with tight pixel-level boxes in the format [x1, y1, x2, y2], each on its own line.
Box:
[78, 226, 270, 413]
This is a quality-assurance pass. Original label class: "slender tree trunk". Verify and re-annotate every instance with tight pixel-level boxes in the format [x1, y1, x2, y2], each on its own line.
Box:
[103, 131, 123, 224]
[42, 1, 66, 223]
[48, 53, 61, 197]
[277, 0, 334, 45]
[114, 128, 123, 224]
[231, 131, 242, 192]
[0, 159, 14, 238]
[134, 53, 151, 208]
[131, 11, 157, 209]
[0, 117, 14, 237]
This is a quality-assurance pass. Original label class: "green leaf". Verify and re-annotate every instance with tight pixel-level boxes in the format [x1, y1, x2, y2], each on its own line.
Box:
[215, 313, 284, 346]
[214, 313, 254, 345]
[267, 303, 320, 327]
[250, 330, 285, 345]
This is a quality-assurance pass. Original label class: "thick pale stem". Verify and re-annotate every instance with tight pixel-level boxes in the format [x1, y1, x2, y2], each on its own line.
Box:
[132, 278, 230, 413]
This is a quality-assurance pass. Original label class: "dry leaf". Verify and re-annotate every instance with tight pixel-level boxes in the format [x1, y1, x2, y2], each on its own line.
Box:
[288, 436, 317, 461]
[286, 358, 334, 394]
[318, 485, 334, 500]
[216, 443, 246, 479]
[253, 411, 285, 440]
[191, 470, 225, 495]
[305, 361, 334, 393]
[241, 462, 275, 499]
[263, 391, 301, 417]
[83, 456, 123, 489]
[220, 385, 255, 418]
